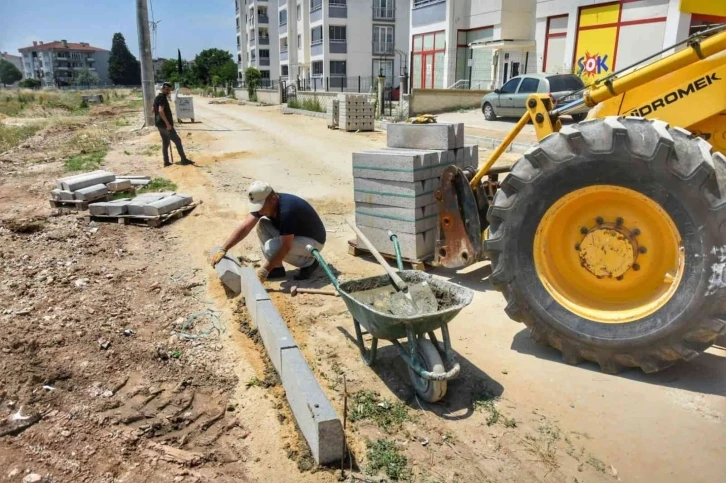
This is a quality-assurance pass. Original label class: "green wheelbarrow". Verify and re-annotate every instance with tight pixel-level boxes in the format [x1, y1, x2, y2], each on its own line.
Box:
[306, 232, 474, 403]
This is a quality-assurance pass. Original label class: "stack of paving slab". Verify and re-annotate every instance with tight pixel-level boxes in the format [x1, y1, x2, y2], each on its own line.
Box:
[89, 192, 193, 218]
[52, 170, 117, 203]
[337, 93, 374, 132]
[115, 175, 151, 187]
[352, 122, 477, 261]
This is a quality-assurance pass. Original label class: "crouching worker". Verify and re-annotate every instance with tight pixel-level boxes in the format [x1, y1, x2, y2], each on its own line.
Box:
[210, 181, 326, 282]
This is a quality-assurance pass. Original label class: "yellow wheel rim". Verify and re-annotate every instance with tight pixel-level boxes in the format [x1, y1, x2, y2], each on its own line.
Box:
[533, 185, 684, 324]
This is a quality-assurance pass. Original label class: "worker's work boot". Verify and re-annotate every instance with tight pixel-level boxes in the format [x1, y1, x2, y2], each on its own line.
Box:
[180, 158, 195, 166]
[267, 266, 286, 280]
[294, 259, 319, 280]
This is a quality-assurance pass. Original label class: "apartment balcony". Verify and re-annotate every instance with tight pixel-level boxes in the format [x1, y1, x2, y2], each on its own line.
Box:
[279, 0, 285, 4]
[311, 4, 323, 23]
[56, 66, 69, 71]
[330, 40, 347, 54]
[329, 1, 347, 18]
[373, 41, 394, 55]
[259, 57, 270, 66]
[56, 55, 68, 60]
[250, 37, 256, 46]
[280, 50, 289, 61]
[259, 36, 270, 45]
[311, 40, 323, 57]
[373, 7, 395, 21]
[258, 14, 269, 24]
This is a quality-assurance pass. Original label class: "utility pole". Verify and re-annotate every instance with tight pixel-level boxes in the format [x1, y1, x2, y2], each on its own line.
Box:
[136, 0, 155, 127]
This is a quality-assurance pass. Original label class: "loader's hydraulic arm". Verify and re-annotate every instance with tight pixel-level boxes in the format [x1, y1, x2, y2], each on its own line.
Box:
[435, 26, 726, 269]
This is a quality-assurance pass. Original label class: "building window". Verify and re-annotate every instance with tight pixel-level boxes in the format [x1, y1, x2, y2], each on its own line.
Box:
[412, 30, 445, 89]
[297, 34, 301, 49]
[329, 25, 346, 42]
[282, 65, 289, 76]
[373, 0, 394, 20]
[311, 26, 323, 45]
[330, 0, 346, 6]
[373, 25, 394, 54]
[413, 0, 444, 7]
[330, 60, 346, 76]
[71, 52, 81, 60]
[312, 60, 323, 76]
[296, 4, 301, 20]
[279, 9, 287, 26]
[261, 70, 270, 79]
[259, 49, 270, 59]
[311, 0, 322, 12]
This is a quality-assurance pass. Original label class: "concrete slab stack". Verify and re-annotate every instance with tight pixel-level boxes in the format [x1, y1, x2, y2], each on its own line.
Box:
[352, 122, 477, 261]
[337, 94, 374, 132]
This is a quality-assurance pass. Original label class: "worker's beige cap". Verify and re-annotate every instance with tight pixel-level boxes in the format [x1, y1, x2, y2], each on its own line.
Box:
[248, 181, 273, 211]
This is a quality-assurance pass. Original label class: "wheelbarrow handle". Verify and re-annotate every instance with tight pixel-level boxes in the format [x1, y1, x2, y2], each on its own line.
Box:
[306, 245, 340, 291]
[387, 231, 404, 272]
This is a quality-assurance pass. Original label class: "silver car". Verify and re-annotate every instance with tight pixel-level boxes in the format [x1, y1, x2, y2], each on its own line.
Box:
[481, 73, 589, 122]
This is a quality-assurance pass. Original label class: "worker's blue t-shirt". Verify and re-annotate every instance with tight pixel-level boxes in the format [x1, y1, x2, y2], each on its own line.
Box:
[253, 193, 326, 245]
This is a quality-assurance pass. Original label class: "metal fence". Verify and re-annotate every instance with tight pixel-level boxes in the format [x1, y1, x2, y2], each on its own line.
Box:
[236, 75, 402, 94]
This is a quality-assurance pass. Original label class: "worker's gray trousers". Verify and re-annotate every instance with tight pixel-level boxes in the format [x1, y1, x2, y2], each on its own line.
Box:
[256, 217, 323, 268]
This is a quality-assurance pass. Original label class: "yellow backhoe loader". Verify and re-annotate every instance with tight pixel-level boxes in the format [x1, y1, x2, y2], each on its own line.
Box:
[435, 25, 726, 373]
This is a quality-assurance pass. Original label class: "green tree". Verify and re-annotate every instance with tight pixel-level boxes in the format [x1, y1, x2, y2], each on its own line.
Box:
[18, 78, 41, 89]
[244, 67, 262, 99]
[108, 33, 141, 85]
[161, 59, 178, 82]
[218, 60, 238, 85]
[177, 49, 183, 75]
[0, 59, 23, 87]
[192, 48, 234, 85]
[75, 68, 100, 87]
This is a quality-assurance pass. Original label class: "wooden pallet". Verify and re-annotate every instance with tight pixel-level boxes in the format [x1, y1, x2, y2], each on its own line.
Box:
[347, 239, 432, 271]
[84, 201, 201, 228]
[49, 194, 112, 211]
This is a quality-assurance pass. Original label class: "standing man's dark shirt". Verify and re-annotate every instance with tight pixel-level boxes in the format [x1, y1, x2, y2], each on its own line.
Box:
[153, 93, 173, 127]
[252, 193, 327, 245]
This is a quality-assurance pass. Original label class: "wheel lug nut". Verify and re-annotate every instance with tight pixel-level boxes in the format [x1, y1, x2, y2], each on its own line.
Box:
[616, 217, 623, 226]
[596, 216, 604, 225]
[639, 246, 647, 254]
[580, 227, 589, 234]
[632, 263, 641, 271]
[616, 275, 624, 281]
[632, 228, 641, 236]
[575, 244, 581, 251]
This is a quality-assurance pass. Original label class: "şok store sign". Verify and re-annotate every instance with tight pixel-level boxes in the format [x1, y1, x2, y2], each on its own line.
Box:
[573, 1, 670, 85]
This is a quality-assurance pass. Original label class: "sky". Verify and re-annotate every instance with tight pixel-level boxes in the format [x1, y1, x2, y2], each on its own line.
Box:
[0, 0, 237, 60]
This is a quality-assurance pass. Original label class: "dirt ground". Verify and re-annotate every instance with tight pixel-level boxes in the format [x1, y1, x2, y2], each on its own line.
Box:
[1, 96, 724, 483]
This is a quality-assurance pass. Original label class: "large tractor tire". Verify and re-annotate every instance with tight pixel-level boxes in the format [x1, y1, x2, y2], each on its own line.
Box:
[484, 117, 726, 373]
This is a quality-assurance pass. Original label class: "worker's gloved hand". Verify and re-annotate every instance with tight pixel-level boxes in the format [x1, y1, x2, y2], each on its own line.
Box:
[256, 267, 269, 283]
[210, 248, 227, 267]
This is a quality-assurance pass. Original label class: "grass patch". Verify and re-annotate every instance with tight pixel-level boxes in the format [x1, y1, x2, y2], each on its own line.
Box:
[142, 144, 161, 157]
[0, 123, 43, 152]
[287, 97, 325, 112]
[365, 439, 412, 482]
[0, 90, 93, 117]
[245, 376, 261, 389]
[138, 177, 178, 193]
[64, 150, 107, 172]
[523, 423, 562, 469]
[349, 390, 410, 433]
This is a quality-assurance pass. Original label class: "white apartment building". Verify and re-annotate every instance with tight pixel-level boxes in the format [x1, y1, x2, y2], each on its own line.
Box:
[409, 0, 537, 90]
[18, 40, 110, 87]
[236, 0, 281, 86]
[237, 0, 411, 89]
[536, 0, 726, 84]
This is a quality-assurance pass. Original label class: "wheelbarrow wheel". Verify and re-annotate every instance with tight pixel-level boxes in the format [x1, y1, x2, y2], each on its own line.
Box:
[408, 338, 447, 403]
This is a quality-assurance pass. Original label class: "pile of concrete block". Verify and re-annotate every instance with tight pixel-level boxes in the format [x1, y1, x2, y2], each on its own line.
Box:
[327, 99, 339, 129]
[89, 192, 193, 218]
[337, 94, 374, 132]
[52, 170, 116, 203]
[352, 122, 477, 261]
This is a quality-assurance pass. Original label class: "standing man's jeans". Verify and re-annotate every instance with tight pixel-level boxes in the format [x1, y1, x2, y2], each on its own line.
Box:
[156, 125, 187, 163]
[256, 218, 323, 268]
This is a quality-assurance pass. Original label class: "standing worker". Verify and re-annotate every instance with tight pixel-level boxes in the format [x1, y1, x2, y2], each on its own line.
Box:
[210, 181, 326, 282]
[153, 83, 194, 167]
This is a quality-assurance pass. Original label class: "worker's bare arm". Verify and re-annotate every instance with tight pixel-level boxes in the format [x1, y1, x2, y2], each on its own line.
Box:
[221, 214, 260, 252]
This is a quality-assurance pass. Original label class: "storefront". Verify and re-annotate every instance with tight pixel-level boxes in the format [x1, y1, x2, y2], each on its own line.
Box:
[537, 0, 726, 85]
